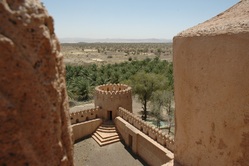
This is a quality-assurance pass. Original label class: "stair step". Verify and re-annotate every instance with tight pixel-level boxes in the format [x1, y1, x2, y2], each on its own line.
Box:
[99, 126, 116, 130]
[92, 135, 120, 146]
[97, 128, 117, 133]
[93, 135, 120, 144]
[92, 124, 121, 146]
[94, 132, 119, 141]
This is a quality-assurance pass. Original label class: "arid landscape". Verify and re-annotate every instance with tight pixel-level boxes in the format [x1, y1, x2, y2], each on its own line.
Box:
[61, 43, 173, 66]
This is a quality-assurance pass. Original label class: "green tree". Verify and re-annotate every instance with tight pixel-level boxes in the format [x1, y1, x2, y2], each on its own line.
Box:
[151, 90, 165, 128]
[110, 72, 120, 84]
[151, 90, 173, 129]
[65, 59, 174, 103]
[127, 72, 167, 121]
[167, 63, 174, 91]
[67, 77, 89, 101]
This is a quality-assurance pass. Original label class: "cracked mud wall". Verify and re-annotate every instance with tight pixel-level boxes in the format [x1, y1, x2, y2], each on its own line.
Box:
[0, 0, 73, 165]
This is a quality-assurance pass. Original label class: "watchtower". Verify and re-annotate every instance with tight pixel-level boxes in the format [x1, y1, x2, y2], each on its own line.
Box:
[94, 84, 132, 121]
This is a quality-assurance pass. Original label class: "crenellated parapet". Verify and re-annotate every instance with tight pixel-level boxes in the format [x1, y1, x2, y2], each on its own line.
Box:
[94, 84, 132, 120]
[95, 83, 132, 98]
[70, 107, 100, 125]
[98, 83, 132, 92]
[117, 107, 174, 152]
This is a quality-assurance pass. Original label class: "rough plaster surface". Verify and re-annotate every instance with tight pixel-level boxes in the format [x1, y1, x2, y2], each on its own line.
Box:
[178, 0, 249, 37]
[0, 0, 73, 165]
[115, 117, 174, 166]
[72, 119, 102, 142]
[174, 1, 249, 166]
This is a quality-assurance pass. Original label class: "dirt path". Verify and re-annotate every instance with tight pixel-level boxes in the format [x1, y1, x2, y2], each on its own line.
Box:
[74, 137, 147, 166]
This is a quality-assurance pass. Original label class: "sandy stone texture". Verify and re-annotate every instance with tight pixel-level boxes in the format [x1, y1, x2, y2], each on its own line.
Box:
[0, 0, 73, 165]
[174, 1, 249, 165]
[178, 0, 249, 37]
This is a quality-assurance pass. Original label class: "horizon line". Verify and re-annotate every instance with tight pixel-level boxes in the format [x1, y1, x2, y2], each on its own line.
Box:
[59, 37, 173, 43]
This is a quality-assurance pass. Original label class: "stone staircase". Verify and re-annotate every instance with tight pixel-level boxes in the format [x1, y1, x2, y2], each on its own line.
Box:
[92, 123, 121, 146]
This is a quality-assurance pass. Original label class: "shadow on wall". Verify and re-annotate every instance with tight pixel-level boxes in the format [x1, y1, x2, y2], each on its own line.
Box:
[121, 140, 149, 166]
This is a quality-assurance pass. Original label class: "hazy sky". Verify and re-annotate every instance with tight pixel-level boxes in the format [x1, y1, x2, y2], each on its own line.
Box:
[41, 0, 239, 40]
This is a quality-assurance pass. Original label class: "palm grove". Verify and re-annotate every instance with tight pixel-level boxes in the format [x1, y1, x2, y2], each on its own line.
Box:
[66, 57, 174, 132]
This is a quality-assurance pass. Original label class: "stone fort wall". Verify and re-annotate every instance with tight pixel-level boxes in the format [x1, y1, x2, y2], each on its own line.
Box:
[70, 83, 133, 124]
[117, 107, 175, 152]
[69, 106, 174, 152]
[72, 119, 102, 142]
[115, 117, 174, 165]
[70, 108, 100, 125]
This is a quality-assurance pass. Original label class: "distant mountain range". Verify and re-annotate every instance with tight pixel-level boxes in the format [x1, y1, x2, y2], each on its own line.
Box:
[59, 38, 172, 43]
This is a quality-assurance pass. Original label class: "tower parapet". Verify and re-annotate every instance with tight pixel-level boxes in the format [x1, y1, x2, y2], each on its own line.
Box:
[94, 84, 132, 121]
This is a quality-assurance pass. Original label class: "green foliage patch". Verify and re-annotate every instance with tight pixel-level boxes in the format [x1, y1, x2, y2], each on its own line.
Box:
[66, 57, 173, 102]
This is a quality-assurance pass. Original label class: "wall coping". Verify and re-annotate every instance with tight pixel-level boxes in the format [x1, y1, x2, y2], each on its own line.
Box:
[117, 107, 175, 152]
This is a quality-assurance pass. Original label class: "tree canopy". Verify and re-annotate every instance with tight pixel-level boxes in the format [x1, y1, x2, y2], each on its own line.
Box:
[65, 57, 173, 103]
[126, 72, 168, 121]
